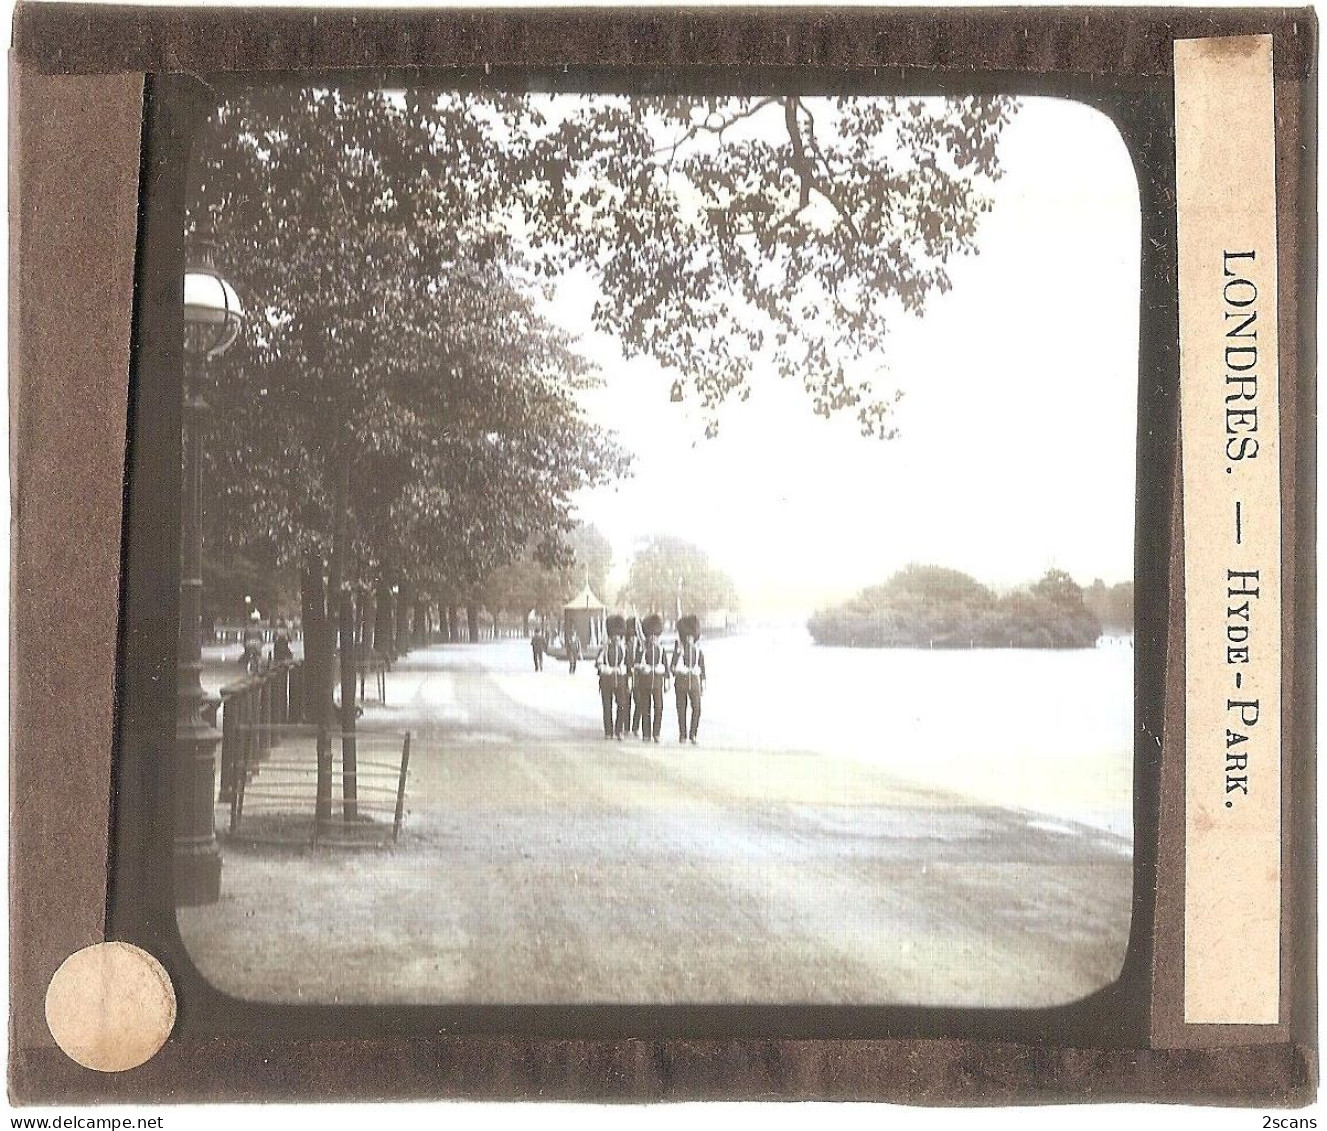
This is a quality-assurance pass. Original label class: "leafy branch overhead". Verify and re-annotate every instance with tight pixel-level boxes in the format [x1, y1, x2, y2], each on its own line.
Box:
[513, 93, 1016, 437]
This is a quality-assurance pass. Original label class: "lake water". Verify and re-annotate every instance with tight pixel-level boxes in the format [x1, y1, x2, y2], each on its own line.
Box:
[690, 628, 1135, 841]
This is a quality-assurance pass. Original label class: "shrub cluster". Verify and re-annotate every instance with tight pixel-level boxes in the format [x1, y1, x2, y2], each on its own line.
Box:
[807, 565, 1103, 649]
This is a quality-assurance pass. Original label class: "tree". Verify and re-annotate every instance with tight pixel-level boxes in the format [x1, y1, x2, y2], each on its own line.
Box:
[619, 536, 737, 620]
[192, 90, 630, 580]
[1031, 568, 1088, 610]
[480, 522, 615, 629]
[192, 90, 632, 577]
[564, 523, 614, 599]
[200, 554, 294, 624]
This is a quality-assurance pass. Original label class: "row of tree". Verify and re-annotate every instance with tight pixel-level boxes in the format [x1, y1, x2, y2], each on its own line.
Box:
[190, 89, 619, 816]
[465, 533, 739, 630]
[207, 526, 741, 644]
[806, 565, 1112, 649]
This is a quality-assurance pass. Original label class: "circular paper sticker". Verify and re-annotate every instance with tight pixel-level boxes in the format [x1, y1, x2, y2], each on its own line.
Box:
[45, 942, 176, 1071]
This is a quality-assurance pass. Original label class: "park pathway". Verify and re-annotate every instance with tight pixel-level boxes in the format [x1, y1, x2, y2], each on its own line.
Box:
[178, 639, 1133, 1008]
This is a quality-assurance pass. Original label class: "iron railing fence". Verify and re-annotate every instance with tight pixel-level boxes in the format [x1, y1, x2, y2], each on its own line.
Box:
[227, 723, 411, 848]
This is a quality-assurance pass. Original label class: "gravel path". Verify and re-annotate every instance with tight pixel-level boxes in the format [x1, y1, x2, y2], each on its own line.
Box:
[178, 640, 1133, 1007]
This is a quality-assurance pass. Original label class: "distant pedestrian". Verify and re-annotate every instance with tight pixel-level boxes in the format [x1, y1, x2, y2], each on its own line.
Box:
[241, 613, 264, 675]
[672, 614, 706, 744]
[636, 613, 669, 743]
[531, 628, 546, 672]
[567, 630, 581, 674]
[596, 616, 631, 739]
[273, 628, 293, 665]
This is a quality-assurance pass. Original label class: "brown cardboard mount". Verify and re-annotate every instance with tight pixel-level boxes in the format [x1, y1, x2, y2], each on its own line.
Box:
[8, 4, 1317, 1105]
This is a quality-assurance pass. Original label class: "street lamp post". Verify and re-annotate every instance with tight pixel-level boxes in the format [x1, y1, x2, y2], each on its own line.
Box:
[176, 266, 244, 906]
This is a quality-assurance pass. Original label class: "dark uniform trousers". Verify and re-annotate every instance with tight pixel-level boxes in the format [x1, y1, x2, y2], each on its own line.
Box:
[675, 678, 701, 740]
[637, 642, 668, 740]
[597, 642, 630, 737]
[673, 643, 704, 740]
[627, 638, 645, 734]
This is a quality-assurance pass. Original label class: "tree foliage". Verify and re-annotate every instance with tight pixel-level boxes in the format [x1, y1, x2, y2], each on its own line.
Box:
[480, 522, 614, 621]
[517, 93, 1015, 436]
[618, 535, 737, 619]
[1083, 579, 1134, 633]
[189, 88, 628, 595]
[807, 565, 1102, 649]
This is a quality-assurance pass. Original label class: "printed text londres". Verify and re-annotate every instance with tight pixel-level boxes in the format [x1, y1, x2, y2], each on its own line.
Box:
[1221, 248, 1264, 809]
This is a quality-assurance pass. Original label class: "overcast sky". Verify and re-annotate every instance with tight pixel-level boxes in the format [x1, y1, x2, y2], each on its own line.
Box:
[547, 96, 1140, 619]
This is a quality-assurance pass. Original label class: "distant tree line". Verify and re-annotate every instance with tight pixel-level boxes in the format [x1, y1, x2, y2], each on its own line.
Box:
[806, 565, 1105, 649]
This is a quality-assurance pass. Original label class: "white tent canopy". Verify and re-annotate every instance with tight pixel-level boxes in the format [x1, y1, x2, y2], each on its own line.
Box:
[563, 584, 607, 647]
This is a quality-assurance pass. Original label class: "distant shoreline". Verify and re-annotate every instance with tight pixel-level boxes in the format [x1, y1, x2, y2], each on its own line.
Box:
[807, 565, 1130, 651]
[804, 636, 1133, 651]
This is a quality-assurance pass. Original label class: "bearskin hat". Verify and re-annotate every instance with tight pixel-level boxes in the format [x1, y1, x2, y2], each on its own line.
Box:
[624, 615, 641, 635]
[605, 613, 626, 637]
[677, 614, 700, 639]
[642, 613, 664, 636]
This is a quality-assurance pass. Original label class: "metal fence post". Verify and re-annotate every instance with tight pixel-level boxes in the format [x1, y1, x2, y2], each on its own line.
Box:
[243, 680, 260, 783]
[218, 688, 239, 803]
[272, 662, 289, 740]
[393, 731, 412, 843]
[259, 674, 273, 762]
[289, 660, 304, 724]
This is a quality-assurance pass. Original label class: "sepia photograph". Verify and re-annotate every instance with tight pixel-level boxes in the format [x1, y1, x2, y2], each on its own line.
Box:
[172, 83, 1139, 1010]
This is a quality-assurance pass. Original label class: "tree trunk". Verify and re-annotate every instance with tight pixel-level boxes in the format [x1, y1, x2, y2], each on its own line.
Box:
[413, 598, 428, 647]
[338, 586, 358, 821]
[467, 604, 480, 643]
[355, 590, 369, 647]
[302, 555, 332, 824]
[446, 604, 458, 643]
[395, 582, 411, 657]
[360, 590, 376, 652]
[373, 580, 393, 657]
[328, 451, 357, 822]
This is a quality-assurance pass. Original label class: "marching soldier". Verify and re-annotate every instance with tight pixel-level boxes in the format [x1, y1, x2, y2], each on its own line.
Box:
[636, 613, 670, 743]
[624, 615, 645, 736]
[595, 615, 631, 739]
[672, 614, 706, 744]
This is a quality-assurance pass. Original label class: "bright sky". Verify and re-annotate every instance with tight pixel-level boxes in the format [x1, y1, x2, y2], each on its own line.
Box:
[549, 96, 1140, 619]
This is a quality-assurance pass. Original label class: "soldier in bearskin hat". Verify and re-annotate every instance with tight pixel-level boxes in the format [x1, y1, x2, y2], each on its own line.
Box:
[624, 614, 645, 736]
[635, 613, 670, 742]
[672, 614, 707, 744]
[595, 615, 631, 739]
